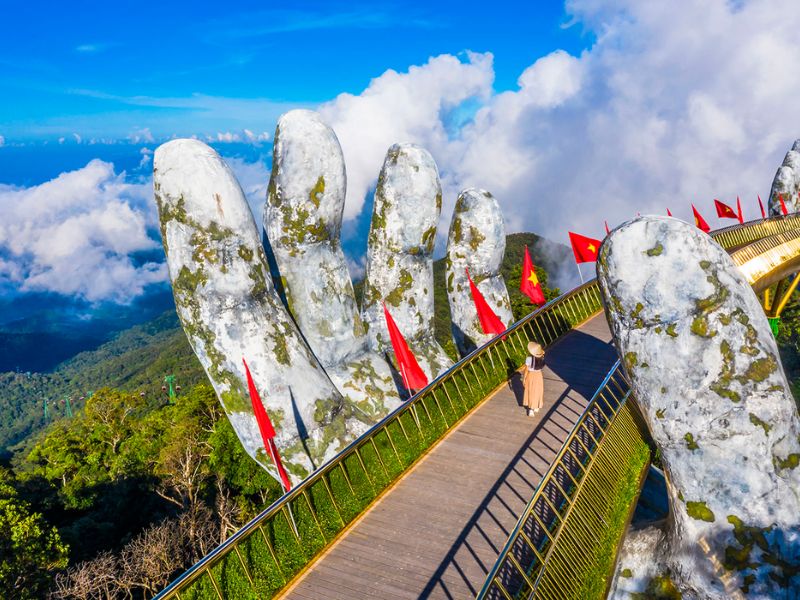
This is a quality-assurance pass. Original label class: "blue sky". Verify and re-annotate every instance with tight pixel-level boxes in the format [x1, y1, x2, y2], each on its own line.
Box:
[1, 1, 587, 142]
[3, 0, 800, 320]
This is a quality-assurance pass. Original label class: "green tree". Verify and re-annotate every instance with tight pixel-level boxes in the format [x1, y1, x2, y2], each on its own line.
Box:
[0, 468, 68, 598]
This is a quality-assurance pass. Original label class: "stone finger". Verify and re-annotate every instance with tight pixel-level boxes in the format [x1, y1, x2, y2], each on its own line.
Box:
[769, 139, 800, 215]
[598, 215, 800, 597]
[263, 109, 401, 421]
[154, 139, 353, 483]
[361, 143, 454, 384]
[446, 188, 513, 356]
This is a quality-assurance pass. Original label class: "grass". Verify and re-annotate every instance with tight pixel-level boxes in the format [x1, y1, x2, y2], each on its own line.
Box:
[577, 438, 651, 599]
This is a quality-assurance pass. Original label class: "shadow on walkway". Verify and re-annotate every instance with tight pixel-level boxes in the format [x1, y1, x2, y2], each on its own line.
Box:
[419, 329, 618, 598]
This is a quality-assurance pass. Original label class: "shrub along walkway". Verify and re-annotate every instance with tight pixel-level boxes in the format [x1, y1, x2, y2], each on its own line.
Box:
[281, 314, 617, 600]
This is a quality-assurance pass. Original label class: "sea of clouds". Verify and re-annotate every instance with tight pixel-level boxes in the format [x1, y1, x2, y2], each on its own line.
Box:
[3, 0, 800, 305]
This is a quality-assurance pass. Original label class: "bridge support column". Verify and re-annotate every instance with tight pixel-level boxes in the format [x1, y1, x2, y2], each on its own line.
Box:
[767, 273, 800, 319]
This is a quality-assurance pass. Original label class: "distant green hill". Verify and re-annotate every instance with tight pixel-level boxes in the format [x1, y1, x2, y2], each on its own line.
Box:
[0, 232, 571, 456]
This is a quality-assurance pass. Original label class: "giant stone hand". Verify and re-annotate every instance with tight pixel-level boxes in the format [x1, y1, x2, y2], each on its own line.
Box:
[154, 111, 478, 486]
[600, 216, 800, 598]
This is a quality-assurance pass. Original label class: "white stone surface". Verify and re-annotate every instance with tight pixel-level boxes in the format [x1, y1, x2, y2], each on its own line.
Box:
[264, 110, 401, 420]
[361, 143, 453, 384]
[769, 140, 800, 215]
[154, 139, 356, 484]
[445, 188, 513, 356]
[599, 216, 800, 598]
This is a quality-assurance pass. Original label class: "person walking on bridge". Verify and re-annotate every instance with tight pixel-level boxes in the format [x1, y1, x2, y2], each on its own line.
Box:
[523, 342, 545, 417]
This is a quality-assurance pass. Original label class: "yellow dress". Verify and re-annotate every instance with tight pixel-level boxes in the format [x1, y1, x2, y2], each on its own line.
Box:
[523, 356, 544, 410]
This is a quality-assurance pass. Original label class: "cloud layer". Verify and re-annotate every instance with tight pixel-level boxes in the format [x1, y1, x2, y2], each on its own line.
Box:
[0, 160, 166, 302]
[320, 0, 800, 245]
[7, 0, 800, 304]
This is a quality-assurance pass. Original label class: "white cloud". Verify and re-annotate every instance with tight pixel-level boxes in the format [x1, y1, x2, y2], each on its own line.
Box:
[129, 127, 155, 144]
[243, 129, 271, 143]
[319, 52, 495, 221]
[72, 133, 82, 144]
[0, 135, 4, 147]
[138, 147, 153, 168]
[0, 161, 166, 303]
[225, 156, 270, 224]
[319, 0, 800, 256]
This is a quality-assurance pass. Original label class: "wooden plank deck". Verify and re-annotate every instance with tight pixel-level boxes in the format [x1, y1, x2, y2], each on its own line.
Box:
[282, 314, 617, 600]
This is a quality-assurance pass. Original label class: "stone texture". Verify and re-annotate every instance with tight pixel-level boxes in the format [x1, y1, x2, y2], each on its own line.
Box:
[154, 139, 357, 484]
[264, 110, 401, 420]
[445, 188, 513, 356]
[599, 216, 800, 598]
[361, 143, 453, 385]
[769, 140, 800, 215]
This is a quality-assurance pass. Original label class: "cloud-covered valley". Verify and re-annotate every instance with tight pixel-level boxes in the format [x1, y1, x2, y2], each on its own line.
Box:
[4, 0, 800, 305]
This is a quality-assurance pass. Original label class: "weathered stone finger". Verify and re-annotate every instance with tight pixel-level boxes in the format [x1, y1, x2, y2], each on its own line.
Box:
[361, 143, 453, 383]
[154, 139, 353, 483]
[599, 216, 800, 598]
[445, 188, 513, 356]
[769, 139, 800, 215]
[263, 109, 401, 420]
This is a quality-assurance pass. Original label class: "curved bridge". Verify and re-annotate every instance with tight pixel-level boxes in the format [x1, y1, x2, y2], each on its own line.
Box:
[156, 215, 800, 600]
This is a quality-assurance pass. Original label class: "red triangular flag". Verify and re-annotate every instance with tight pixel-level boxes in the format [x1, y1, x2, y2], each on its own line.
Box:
[779, 193, 789, 216]
[466, 269, 506, 337]
[382, 303, 428, 392]
[243, 358, 292, 491]
[667, 208, 673, 217]
[736, 196, 743, 224]
[714, 199, 738, 220]
[692, 204, 710, 233]
[604, 220, 610, 235]
[520, 246, 545, 306]
[568, 231, 602, 263]
[758, 195, 766, 219]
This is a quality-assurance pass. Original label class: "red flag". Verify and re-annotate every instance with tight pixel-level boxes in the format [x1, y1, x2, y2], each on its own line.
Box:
[692, 204, 710, 233]
[382, 303, 428, 391]
[604, 220, 610, 235]
[466, 269, 506, 336]
[667, 208, 673, 217]
[758, 195, 766, 219]
[520, 246, 545, 306]
[736, 196, 743, 224]
[779, 193, 789, 216]
[243, 358, 292, 492]
[568, 231, 602, 263]
[714, 199, 738, 220]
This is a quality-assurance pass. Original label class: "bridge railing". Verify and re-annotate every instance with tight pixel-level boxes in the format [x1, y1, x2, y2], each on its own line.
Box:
[711, 213, 800, 249]
[476, 361, 651, 600]
[156, 281, 605, 599]
[158, 215, 800, 599]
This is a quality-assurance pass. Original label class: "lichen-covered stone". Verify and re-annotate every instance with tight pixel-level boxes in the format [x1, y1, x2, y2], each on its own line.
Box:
[154, 139, 356, 484]
[361, 143, 453, 383]
[599, 216, 800, 598]
[445, 188, 513, 356]
[768, 140, 800, 215]
[264, 110, 401, 419]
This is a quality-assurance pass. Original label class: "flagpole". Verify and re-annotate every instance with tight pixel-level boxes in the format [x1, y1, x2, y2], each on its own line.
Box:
[268, 439, 299, 537]
[400, 361, 421, 428]
[575, 262, 584, 285]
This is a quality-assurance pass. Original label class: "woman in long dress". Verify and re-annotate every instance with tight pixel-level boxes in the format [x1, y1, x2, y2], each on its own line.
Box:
[523, 341, 545, 417]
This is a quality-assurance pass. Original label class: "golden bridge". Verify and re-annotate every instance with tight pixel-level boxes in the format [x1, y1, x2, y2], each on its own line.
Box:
[155, 215, 800, 600]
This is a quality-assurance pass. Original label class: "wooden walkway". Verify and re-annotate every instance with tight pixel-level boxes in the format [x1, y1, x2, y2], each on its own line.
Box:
[282, 314, 617, 600]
